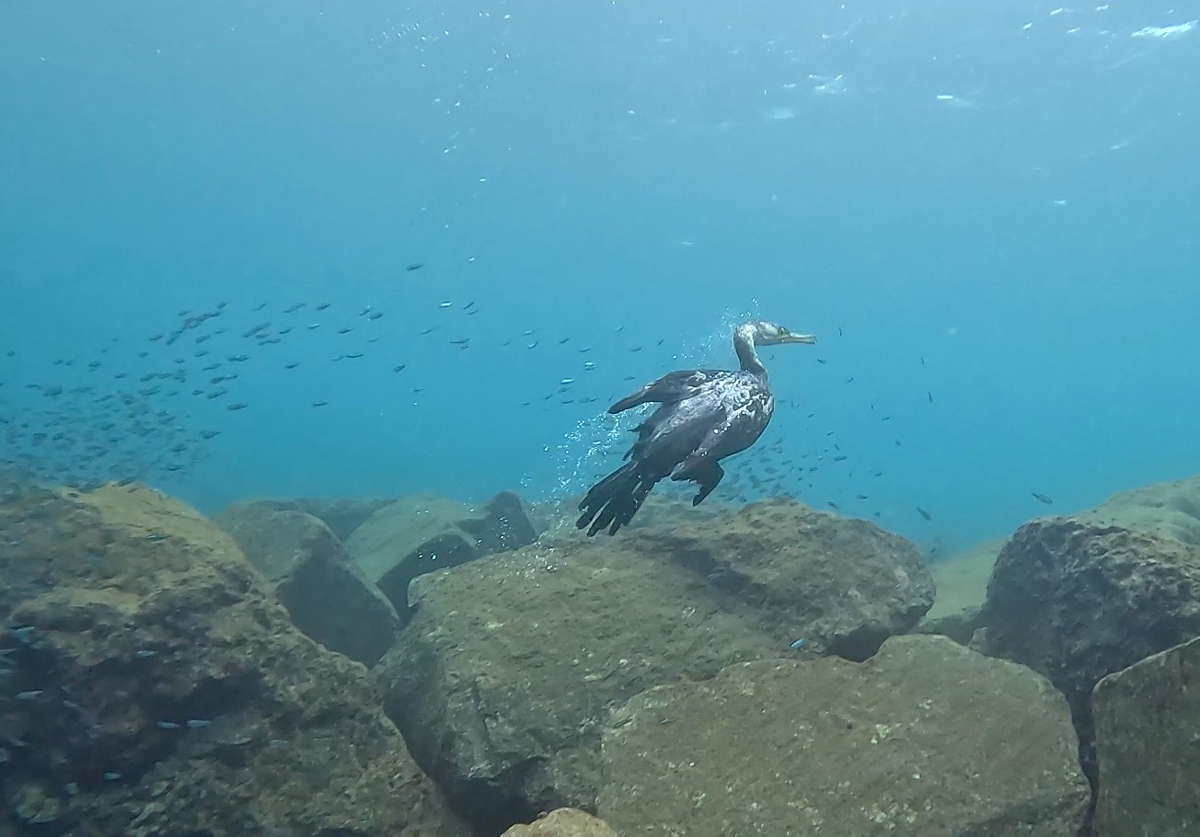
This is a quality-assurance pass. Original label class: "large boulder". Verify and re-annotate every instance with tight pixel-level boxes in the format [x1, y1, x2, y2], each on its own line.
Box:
[347, 491, 539, 618]
[619, 498, 936, 660]
[0, 483, 466, 837]
[1092, 635, 1200, 836]
[978, 514, 1200, 783]
[377, 498, 934, 830]
[214, 501, 402, 666]
[598, 635, 1089, 836]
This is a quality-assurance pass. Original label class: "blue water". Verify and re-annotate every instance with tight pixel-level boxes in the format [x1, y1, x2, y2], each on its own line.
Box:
[2, 1, 1198, 554]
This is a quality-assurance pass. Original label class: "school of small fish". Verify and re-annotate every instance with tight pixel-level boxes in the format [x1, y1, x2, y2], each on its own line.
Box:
[0, 279, 1056, 530]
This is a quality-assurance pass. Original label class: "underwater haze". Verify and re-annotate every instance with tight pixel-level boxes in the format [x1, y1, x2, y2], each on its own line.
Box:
[2, 0, 1198, 554]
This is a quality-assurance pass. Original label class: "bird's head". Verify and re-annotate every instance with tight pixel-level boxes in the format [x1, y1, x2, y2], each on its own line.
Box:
[743, 320, 817, 346]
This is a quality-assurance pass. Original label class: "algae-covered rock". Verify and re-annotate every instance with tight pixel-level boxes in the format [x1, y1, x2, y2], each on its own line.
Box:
[214, 501, 402, 665]
[619, 498, 936, 660]
[1092, 635, 1200, 836]
[600, 635, 1089, 836]
[347, 490, 538, 618]
[377, 498, 934, 829]
[500, 808, 620, 837]
[0, 484, 466, 837]
[1077, 475, 1200, 546]
[979, 514, 1200, 784]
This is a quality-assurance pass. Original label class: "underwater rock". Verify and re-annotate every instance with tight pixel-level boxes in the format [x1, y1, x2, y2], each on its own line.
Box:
[1092, 635, 1200, 836]
[1094, 637, 1200, 829]
[213, 501, 402, 666]
[233, 495, 396, 542]
[1075, 474, 1200, 547]
[500, 808, 620, 837]
[599, 635, 1089, 836]
[916, 537, 1006, 645]
[979, 514, 1200, 786]
[619, 498, 935, 660]
[0, 484, 466, 837]
[376, 498, 934, 829]
[6, 780, 63, 826]
[346, 490, 539, 619]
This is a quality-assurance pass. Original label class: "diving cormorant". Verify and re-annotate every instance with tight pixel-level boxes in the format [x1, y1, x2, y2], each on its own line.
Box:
[576, 320, 816, 536]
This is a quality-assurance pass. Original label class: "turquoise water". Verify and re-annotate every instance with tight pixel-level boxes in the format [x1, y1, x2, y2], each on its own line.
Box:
[2, 1, 1198, 554]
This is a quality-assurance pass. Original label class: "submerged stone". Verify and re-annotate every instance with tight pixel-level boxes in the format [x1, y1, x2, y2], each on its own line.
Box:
[600, 635, 1089, 836]
[0, 484, 466, 837]
[347, 490, 538, 619]
[378, 498, 934, 829]
[979, 511, 1200, 783]
[1092, 635, 1200, 835]
[500, 808, 620, 837]
[215, 501, 401, 665]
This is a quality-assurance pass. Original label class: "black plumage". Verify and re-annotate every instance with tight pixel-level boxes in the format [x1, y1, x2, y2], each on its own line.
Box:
[577, 320, 815, 536]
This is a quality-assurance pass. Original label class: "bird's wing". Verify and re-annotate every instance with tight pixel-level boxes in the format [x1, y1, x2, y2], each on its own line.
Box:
[608, 370, 725, 414]
[627, 398, 726, 466]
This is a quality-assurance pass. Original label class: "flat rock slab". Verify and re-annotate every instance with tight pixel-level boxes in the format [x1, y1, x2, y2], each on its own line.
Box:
[214, 501, 401, 666]
[378, 499, 934, 829]
[599, 635, 1089, 837]
[347, 491, 538, 618]
[0, 484, 465, 837]
[1092, 635, 1200, 836]
[226, 496, 396, 542]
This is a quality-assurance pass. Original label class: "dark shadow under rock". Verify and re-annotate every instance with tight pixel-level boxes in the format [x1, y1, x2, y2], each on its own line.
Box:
[214, 501, 402, 666]
[347, 491, 539, 620]
[0, 484, 466, 837]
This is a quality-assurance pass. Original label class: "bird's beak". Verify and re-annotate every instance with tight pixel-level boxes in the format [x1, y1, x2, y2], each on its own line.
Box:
[782, 332, 817, 345]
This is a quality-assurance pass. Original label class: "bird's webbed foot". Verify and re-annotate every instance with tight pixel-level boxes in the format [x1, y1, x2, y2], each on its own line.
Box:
[688, 462, 724, 506]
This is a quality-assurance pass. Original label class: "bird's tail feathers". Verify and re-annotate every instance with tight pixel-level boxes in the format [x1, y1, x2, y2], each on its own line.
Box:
[576, 462, 656, 536]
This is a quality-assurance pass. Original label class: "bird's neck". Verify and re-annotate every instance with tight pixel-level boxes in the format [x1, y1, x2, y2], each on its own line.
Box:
[734, 326, 767, 377]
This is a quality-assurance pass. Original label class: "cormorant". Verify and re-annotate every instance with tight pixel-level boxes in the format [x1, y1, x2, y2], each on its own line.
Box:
[576, 320, 816, 536]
